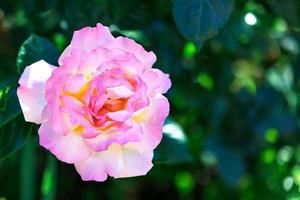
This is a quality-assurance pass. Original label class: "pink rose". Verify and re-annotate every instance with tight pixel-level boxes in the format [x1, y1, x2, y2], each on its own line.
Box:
[17, 23, 171, 181]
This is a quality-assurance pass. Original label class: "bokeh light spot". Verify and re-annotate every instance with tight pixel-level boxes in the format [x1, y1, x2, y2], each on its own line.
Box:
[175, 172, 195, 194]
[261, 148, 276, 164]
[244, 12, 257, 26]
[292, 166, 300, 186]
[183, 42, 197, 59]
[283, 176, 294, 191]
[200, 151, 218, 167]
[277, 146, 293, 165]
[163, 121, 186, 142]
[197, 73, 214, 91]
[265, 128, 278, 144]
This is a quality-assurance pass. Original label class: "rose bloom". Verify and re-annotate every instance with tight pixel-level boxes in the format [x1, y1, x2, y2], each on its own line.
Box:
[17, 23, 171, 181]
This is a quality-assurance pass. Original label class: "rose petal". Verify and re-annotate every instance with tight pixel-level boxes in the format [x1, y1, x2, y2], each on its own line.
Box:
[17, 87, 45, 124]
[106, 85, 134, 99]
[59, 48, 87, 74]
[85, 121, 142, 151]
[132, 94, 169, 149]
[63, 74, 88, 93]
[113, 148, 153, 178]
[80, 48, 131, 75]
[75, 155, 108, 182]
[143, 69, 171, 95]
[59, 23, 114, 65]
[107, 110, 131, 122]
[39, 119, 91, 164]
[105, 37, 156, 68]
[18, 60, 55, 91]
[17, 60, 55, 124]
[75, 144, 124, 181]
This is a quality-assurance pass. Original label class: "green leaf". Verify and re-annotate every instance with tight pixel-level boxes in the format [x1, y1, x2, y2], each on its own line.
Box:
[0, 87, 29, 161]
[0, 35, 50, 160]
[154, 120, 193, 164]
[0, 115, 32, 161]
[17, 35, 59, 75]
[0, 87, 21, 128]
[173, 0, 235, 47]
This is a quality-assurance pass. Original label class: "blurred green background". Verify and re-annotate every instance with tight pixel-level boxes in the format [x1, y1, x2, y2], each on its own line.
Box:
[1, 0, 300, 199]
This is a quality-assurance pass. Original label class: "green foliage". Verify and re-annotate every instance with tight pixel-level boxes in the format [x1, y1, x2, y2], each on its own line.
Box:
[103, 0, 155, 29]
[0, 88, 27, 161]
[1, 0, 300, 199]
[0, 33, 60, 161]
[173, 0, 235, 47]
[267, 0, 300, 29]
[0, 115, 31, 161]
[17, 35, 59, 75]
[0, 87, 21, 128]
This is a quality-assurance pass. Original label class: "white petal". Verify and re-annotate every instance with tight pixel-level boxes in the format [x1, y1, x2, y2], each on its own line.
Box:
[75, 144, 124, 181]
[17, 60, 55, 124]
[113, 148, 153, 178]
